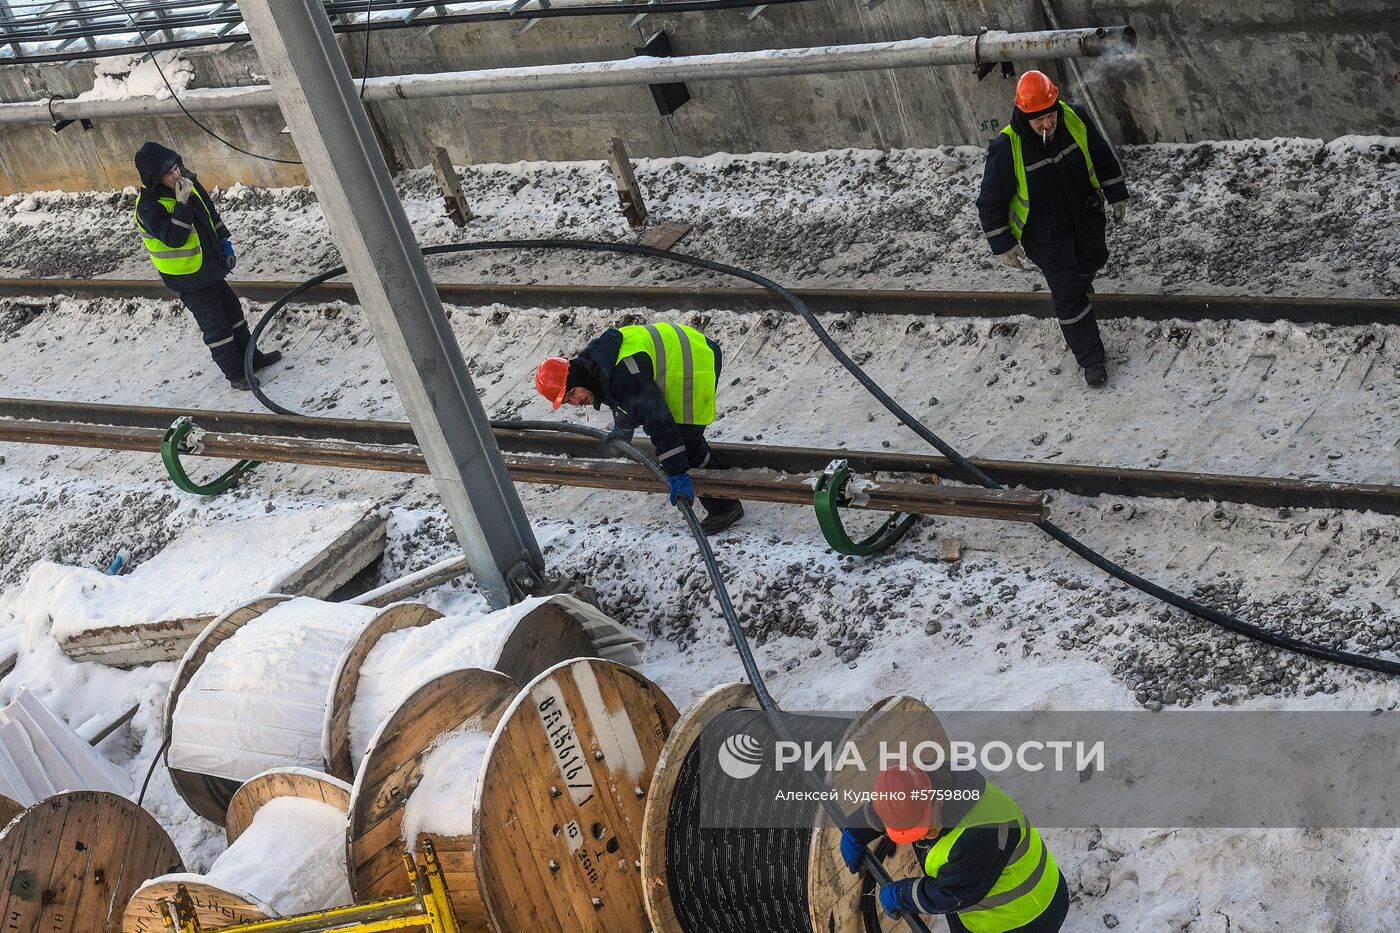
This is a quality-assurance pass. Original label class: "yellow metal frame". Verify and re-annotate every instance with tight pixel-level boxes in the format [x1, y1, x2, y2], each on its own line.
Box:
[160, 842, 460, 933]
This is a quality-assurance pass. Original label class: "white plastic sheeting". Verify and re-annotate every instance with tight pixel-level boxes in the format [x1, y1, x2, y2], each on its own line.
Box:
[0, 690, 132, 805]
[168, 598, 377, 783]
[345, 593, 643, 765]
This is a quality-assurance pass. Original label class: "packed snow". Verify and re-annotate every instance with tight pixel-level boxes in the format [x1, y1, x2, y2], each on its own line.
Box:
[0, 140, 1394, 929]
[401, 726, 492, 841]
[169, 793, 351, 915]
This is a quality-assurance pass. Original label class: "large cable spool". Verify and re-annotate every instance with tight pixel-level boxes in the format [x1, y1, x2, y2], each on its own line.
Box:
[123, 768, 353, 933]
[642, 685, 939, 933]
[163, 595, 438, 821]
[326, 594, 599, 780]
[0, 790, 183, 933]
[348, 658, 678, 932]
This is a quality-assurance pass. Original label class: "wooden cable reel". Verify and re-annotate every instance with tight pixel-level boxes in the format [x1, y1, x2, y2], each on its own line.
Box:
[123, 768, 353, 933]
[642, 686, 942, 933]
[166, 594, 611, 825]
[0, 790, 183, 933]
[348, 658, 679, 932]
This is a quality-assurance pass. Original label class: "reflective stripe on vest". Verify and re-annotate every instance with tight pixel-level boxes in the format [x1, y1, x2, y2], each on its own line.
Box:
[615, 322, 717, 426]
[1000, 102, 1099, 242]
[134, 190, 211, 276]
[922, 782, 1060, 932]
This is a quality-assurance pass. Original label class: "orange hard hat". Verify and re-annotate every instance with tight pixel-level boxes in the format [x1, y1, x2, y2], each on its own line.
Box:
[1014, 70, 1059, 115]
[535, 356, 570, 409]
[872, 766, 934, 845]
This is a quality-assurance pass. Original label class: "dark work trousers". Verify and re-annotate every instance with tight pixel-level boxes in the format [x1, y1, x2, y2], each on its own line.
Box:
[678, 423, 739, 515]
[1021, 219, 1108, 370]
[179, 280, 249, 381]
[945, 871, 1070, 933]
[680, 341, 739, 516]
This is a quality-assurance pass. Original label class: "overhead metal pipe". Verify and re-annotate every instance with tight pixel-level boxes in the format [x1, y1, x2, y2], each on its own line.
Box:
[0, 26, 1135, 125]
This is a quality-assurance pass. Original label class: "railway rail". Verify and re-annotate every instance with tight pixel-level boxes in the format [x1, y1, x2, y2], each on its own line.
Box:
[0, 397, 1394, 516]
[0, 277, 1396, 326]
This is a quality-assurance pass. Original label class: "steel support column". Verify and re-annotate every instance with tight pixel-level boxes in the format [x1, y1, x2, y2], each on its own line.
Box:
[239, 0, 547, 608]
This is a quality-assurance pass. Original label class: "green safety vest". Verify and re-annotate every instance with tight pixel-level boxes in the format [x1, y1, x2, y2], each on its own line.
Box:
[922, 782, 1060, 932]
[615, 322, 716, 426]
[1001, 101, 1100, 241]
[134, 189, 213, 276]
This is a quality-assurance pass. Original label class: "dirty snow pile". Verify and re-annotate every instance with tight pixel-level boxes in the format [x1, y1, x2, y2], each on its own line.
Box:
[0, 139, 1395, 929]
[0, 137, 1394, 298]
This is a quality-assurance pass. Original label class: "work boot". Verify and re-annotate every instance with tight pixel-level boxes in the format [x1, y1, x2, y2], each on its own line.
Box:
[251, 349, 282, 372]
[699, 501, 744, 535]
[228, 376, 252, 391]
[1083, 363, 1108, 388]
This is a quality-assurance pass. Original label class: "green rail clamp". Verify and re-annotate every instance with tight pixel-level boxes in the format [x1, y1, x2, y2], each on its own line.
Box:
[813, 458, 918, 556]
[161, 416, 259, 496]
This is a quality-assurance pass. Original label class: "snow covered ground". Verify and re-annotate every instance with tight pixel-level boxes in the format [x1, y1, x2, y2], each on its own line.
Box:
[0, 140, 1396, 930]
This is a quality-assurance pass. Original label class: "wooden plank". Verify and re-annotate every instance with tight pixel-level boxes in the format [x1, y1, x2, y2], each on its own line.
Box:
[638, 221, 692, 251]
[606, 138, 647, 229]
[62, 512, 386, 670]
[429, 146, 473, 227]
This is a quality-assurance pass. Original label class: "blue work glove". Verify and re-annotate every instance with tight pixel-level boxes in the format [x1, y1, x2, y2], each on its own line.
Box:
[667, 473, 695, 507]
[840, 829, 868, 874]
[221, 238, 237, 271]
[879, 879, 921, 918]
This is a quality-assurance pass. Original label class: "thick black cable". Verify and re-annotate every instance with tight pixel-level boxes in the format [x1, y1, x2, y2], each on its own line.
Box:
[243, 238, 1400, 678]
[137, 733, 172, 806]
[496, 419, 930, 931]
[108, 0, 301, 166]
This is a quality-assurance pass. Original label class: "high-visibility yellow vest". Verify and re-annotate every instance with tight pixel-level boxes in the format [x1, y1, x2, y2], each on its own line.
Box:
[134, 189, 213, 276]
[615, 322, 717, 425]
[922, 782, 1060, 932]
[1001, 102, 1100, 241]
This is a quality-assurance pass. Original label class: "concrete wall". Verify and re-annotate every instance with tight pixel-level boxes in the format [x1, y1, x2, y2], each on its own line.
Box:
[0, 0, 1394, 193]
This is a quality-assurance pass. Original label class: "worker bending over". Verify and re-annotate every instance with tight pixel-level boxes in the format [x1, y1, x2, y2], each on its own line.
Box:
[134, 141, 280, 391]
[977, 71, 1130, 388]
[535, 321, 744, 534]
[842, 765, 1068, 932]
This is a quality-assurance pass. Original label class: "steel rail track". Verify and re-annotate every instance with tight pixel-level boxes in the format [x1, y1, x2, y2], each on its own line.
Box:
[0, 414, 1047, 523]
[0, 277, 1395, 326]
[0, 397, 1393, 516]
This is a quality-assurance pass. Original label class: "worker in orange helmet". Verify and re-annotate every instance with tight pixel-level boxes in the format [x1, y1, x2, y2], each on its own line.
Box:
[976, 70, 1131, 389]
[534, 321, 744, 534]
[841, 765, 1069, 931]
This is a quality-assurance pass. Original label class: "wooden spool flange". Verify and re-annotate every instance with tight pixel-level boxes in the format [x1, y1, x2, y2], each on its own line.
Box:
[163, 595, 291, 824]
[348, 659, 678, 932]
[475, 658, 678, 933]
[123, 769, 352, 933]
[640, 682, 759, 933]
[328, 599, 596, 781]
[808, 695, 943, 933]
[0, 790, 183, 933]
[321, 601, 444, 780]
[348, 667, 520, 931]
